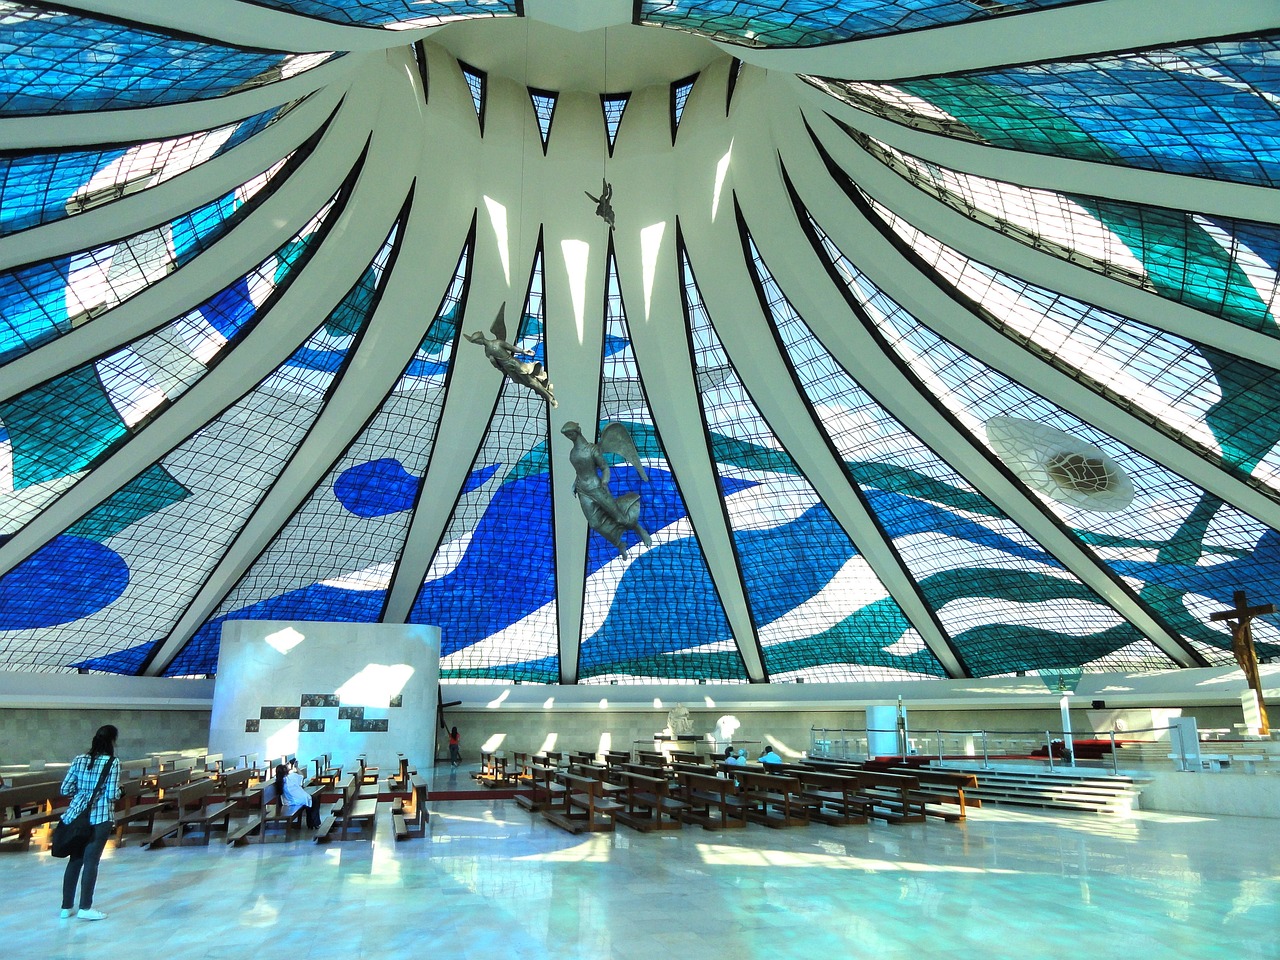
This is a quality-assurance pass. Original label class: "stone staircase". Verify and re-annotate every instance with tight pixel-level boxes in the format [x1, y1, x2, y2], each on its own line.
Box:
[929, 762, 1146, 815]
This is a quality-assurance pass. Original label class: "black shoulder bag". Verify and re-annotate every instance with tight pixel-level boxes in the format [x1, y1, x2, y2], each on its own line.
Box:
[51, 757, 113, 859]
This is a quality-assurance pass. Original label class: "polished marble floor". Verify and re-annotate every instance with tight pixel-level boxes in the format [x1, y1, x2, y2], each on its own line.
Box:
[7, 765, 1277, 960]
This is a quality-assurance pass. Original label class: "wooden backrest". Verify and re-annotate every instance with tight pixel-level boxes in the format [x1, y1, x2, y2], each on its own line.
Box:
[338, 775, 359, 814]
[221, 767, 255, 796]
[559, 772, 606, 796]
[851, 769, 920, 791]
[618, 770, 668, 794]
[153, 768, 199, 794]
[0, 780, 62, 813]
[200, 753, 224, 773]
[731, 769, 801, 792]
[174, 777, 217, 811]
[677, 770, 738, 796]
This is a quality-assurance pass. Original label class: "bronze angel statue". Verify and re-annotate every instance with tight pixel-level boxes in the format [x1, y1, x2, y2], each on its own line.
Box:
[464, 303, 557, 407]
[584, 179, 615, 231]
[561, 420, 651, 558]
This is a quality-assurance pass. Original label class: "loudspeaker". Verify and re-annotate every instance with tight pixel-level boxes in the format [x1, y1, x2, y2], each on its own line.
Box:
[1091, 699, 1106, 710]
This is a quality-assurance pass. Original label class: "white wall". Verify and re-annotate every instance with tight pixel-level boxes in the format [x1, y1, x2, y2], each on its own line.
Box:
[208, 620, 439, 772]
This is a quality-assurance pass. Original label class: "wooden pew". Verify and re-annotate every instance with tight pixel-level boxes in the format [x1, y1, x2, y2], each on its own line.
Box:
[612, 769, 685, 832]
[515, 762, 564, 812]
[542, 772, 622, 834]
[887, 766, 979, 821]
[113, 778, 172, 846]
[729, 769, 810, 828]
[356, 755, 379, 787]
[476, 752, 516, 788]
[791, 770, 873, 826]
[392, 775, 429, 841]
[227, 776, 319, 845]
[849, 770, 926, 824]
[314, 776, 378, 842]
[0, 780, 65, 850]
[144, 777, 241, 848]
[675, 770, 747, 830]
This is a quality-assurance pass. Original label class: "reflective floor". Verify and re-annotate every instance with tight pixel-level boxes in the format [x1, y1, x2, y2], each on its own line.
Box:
[7, 766, 1277, 960]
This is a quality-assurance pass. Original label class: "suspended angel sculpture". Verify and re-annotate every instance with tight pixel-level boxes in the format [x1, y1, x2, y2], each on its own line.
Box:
[561, 420, 651, 558]
[585, 179, 615, 231]
[464, 303, 557, 407]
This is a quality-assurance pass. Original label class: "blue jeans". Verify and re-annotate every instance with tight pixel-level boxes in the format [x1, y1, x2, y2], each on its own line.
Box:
[62, 821, 112, 910]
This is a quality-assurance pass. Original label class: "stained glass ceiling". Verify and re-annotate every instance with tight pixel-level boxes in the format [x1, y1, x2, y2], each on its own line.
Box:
[1, 0, 1278, 682]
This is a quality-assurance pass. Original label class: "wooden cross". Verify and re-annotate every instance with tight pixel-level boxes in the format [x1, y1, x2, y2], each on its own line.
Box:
[1210, 590, 1275, 735]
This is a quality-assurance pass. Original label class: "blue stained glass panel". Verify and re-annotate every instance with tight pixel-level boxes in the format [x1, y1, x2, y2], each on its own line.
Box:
[751, 227, 1171, 675]
[0, 151, 300, 368]
[813, 210, 1280, 665]
[682, 247, 942, 681]
[408, 249, 557, 682]
[576, 253, 746, 683]
[235, 1, 518, 27]
[639, 0, 1082, 47]
[823, 36, 1280, 186]
[0, 107, 281, 237]
[0, 6, 338, 115]
[70, 219, 402, 678]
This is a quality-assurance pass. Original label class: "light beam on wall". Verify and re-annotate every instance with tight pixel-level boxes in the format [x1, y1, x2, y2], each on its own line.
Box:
[561, 238, 590, 342]
[335, 663, 414, 707]
[484, 195, 510, 285]
[264, 626, 306, 655]
[712, 140, 733, 220]
[641, 222, 666, 322]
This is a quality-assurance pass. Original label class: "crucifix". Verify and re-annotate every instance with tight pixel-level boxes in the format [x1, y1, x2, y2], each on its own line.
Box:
[1209, 589, 1275, 735]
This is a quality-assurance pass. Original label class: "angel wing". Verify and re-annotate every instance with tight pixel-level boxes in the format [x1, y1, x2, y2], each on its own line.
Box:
[599, 422, 648, 483]
[489, 302, 508, 342]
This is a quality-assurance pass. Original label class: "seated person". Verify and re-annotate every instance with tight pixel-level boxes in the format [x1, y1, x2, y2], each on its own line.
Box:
[725, 749, 747, 767]
[759, 744, 782, 766]
[273, 761, 320, 830]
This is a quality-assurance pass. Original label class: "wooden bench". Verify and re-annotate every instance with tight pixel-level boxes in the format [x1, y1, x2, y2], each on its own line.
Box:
[791, 770, 873, 826]
[0, 780, 65, 850]
[849, 770, 926, 824]
[675, 770, 747, 830]
[392, 775, 429, 841]
[887, 766, 979, 821]
[542, 772, 622, 834]
[311, 754, 343, 787]
[314, 776, 378, 843]
[227, 777, 319, 845]
[515, 762, 564, 812]
[729, 769, 810, 828]
[142, 766, 200, 794]
[476, 752, 517, 788]
[144, 777, 241, 848]
[112, 778, 172, 846]
[612, 770, 686, 832]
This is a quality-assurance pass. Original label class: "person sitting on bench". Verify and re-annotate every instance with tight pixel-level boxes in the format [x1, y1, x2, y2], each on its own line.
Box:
[273, 762, 320, 830]
[759, 745, 782, 766]
[726, 749, 747, 767]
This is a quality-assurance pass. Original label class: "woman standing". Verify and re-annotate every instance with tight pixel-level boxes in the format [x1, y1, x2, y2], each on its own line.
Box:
[59, 724, 121, 921]
[448, 727, 461, 768]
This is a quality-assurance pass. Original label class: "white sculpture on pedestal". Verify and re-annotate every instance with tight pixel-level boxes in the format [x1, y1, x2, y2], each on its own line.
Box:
[665, 703, 693, 737]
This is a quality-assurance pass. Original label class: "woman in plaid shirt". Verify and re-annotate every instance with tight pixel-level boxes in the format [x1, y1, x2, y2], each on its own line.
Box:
[59, 724, 121, 922]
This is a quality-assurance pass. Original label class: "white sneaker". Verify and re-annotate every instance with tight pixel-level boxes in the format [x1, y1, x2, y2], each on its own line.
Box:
[59, 909, 72, 919]
[77, 909, 107, 921]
